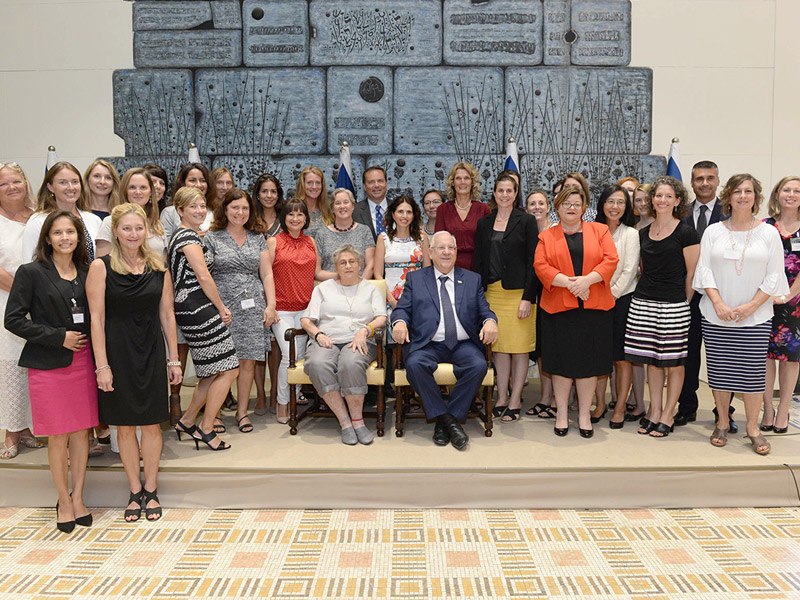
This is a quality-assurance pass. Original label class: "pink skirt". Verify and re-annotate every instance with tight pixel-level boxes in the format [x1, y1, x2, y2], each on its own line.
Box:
[28, 347, 99, 435]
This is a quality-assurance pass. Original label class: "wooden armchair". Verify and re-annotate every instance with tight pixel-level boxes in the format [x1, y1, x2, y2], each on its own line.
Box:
[392, 344, 495, 438]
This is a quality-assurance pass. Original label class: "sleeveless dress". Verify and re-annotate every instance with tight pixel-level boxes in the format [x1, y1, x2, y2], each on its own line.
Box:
[168, 228, 238, 377]
[380, 232, 423, 331]
[0, 214, 32, 433]
[97, 255, 168, 426]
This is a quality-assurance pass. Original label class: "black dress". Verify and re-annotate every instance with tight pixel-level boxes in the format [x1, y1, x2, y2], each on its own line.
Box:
[98, 256, 168, 425]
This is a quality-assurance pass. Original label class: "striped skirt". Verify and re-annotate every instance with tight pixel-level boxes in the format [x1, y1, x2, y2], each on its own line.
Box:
[701, 317, 771, 393]
[624, 297, 691, 367]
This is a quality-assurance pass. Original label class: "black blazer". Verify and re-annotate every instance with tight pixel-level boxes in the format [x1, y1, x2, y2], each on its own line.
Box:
[353, 199, 379, 241]
[4, 260, 90, 370]
[474, 208, 540, 302]
[683, 199, 726, 232]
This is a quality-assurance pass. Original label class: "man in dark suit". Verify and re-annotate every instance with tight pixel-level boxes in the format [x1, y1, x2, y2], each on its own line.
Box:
[391, 231, 498, 449]
[674, 160, 736, 431]
[352, 165, 388, 241]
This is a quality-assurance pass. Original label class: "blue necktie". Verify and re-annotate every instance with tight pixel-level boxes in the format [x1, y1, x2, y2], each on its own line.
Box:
[375, 205, 385, 236]
[439, 275, 457, 350]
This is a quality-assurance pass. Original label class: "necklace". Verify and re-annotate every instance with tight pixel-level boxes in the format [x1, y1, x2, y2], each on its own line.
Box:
[725, 217, 757, 276]
[337, 281, 360, 330]
[333, 220, 355, 232]
[424, 224, 435, 235]
[651, 218, 676, 238]
[777, 218, 800, 238]
[455, 199, 472, 210]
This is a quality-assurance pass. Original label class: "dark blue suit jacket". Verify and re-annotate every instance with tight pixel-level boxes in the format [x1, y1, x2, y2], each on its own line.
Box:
[683, 199, 726, 235]
[390, 266, 496, 356]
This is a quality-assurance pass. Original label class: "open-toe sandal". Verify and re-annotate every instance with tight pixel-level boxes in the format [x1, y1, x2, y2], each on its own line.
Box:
[124, 489, 144, 522]
[537, 405, 557, 419]
[710, 427, 728, 447]
[213, 416, 226, 434]
[492, 405, 507, 418]
[143, 488, 162, 521]
[526, 402, 549, 417]
[236, 415, 254, 433]
[748, 434, 771, 455]
[501, 408, 521, 423]
[637, 419, 656, 435]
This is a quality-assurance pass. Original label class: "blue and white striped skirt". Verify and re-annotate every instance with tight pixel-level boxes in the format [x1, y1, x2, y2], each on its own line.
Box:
[624, 297, 691, 367]
[701, 317, 771, 393]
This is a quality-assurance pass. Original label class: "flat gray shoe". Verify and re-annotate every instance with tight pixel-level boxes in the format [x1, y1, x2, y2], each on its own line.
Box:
[354, 425, 374, 445]
[341, 426, 358, 445]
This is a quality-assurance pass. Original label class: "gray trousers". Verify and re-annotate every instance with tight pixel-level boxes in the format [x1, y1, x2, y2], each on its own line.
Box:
[303, 341, 376, 396]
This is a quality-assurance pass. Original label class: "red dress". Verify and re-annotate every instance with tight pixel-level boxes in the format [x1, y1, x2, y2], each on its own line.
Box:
[273, 231, 316, 311]
[434, 200, 491, 270]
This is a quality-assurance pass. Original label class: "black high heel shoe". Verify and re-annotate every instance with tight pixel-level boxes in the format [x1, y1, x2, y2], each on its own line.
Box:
[590, 408, 607, 424]
[55, 501, 75, 534]
[174, 420, 197, 442]
[553, 425, 569, 437]
[192, 427, 231, 451]
[70, 493, 92, 527]
[625, 410, 646, 422]
[609, 419, 624, 429]
[143, 488, 162, 521]
[579, 427, 594, 438]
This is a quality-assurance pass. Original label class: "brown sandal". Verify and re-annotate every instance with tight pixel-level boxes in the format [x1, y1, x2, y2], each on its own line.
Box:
[710, 427, 728, 447]
[748, 434, 771, 455]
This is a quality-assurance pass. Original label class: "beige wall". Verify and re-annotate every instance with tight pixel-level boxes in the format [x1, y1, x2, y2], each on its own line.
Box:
[1, 0, 798, 193]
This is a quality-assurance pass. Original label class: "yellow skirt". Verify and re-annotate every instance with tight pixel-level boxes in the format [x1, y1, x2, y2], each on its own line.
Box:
[485, 281, 536, 354]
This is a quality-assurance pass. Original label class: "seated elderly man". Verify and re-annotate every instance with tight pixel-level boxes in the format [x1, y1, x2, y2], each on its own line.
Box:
[391, 231, 498, 449]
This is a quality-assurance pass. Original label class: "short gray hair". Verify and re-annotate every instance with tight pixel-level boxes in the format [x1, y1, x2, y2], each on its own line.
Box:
[430, 230, 457, 249]
[332, 187, 355, 206]
[331, 244, 363, 266]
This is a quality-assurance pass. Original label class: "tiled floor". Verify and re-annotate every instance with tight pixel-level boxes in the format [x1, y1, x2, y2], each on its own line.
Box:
[1, 507, 799, 599]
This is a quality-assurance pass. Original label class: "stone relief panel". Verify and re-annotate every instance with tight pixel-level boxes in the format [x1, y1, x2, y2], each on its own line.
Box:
[111, 0, 660, 200]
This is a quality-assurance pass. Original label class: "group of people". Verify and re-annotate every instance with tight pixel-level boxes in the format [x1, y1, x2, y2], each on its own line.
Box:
[0, 156, 797, 532]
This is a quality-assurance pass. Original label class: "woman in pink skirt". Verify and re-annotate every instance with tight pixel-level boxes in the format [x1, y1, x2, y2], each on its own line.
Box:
[4, 211, 98, 533]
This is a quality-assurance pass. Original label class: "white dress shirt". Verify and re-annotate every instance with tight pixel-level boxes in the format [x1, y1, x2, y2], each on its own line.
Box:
[693, 198, 717, 229]
[369, 197, 388, 232]
[431, 267, 469, 342]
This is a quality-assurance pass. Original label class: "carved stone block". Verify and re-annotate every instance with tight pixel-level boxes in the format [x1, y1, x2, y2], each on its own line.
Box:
[327, 68, 393, 155]
[113, 69, 195, 156]
[134, 30, 242, 68]
[394, 67, 504, 158]
[542, 0, 571, 66]
[211, 1, 242, 29]
[133, 2, 212, 31]
[195, 69, 326, 156]
[443, 0, 543, 66]
[309, 0, 442, 66]
[212, 155, 366, 198]
[505, 67, 652, 156]
[243, 0, 308, 66]
[571, 0, 631, 66]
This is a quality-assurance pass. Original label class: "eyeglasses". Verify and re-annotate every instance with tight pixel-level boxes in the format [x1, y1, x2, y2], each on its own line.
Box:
[423, 199, 442, 207]
[559, 201, 583, 209]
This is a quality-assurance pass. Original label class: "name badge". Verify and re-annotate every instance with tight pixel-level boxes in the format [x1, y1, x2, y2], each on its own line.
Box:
[723, 249, 740, 260]
[241, 298, 256, 310]
[791, 238, 800, 251]
[71, 306, 85, 324]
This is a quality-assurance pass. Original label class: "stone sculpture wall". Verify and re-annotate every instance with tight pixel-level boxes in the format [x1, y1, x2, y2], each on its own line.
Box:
[108, 0, 664, 201]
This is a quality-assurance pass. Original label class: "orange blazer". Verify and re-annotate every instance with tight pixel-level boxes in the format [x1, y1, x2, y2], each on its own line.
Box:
[534, 221, 619, 313]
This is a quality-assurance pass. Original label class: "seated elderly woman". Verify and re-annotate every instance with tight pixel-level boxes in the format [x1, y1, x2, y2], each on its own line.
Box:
[301, 245, 387, 445]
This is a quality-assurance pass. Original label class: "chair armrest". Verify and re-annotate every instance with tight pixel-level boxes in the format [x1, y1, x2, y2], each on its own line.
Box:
[375, 328, 384, 369]
[284, 328, 308, 368]
[484, 343, 493, 369]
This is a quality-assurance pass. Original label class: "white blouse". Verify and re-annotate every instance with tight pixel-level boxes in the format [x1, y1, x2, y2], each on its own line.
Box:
[609, 224, 640, 298]
[692, 221, 789, 327]
[22, 210, 102, 263]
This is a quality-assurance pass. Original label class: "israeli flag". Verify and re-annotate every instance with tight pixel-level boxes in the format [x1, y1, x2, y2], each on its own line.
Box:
[666, 137, 682, 181]
[336, 141, 355, 194]
[45, 145, 58, 174]
[188, 142, 200, 164]
[503, 137, 519, 173]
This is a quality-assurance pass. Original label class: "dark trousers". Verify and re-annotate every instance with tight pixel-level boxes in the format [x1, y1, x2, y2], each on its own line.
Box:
[405, 340, 487, 421]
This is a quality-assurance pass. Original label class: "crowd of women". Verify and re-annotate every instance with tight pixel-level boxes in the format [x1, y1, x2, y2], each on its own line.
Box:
[0, 157, 797, 531]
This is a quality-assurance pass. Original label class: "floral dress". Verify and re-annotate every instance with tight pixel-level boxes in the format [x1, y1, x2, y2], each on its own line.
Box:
[381, 232, 424, 328]
[765, 217, 800, 361]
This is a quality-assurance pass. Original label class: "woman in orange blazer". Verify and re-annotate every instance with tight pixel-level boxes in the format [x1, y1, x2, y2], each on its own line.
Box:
[534, 185, 619, 438]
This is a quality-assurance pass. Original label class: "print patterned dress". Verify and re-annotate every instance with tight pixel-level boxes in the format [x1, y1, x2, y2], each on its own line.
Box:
[765, 217, 800, 361]
[168, 228, 238, 377]
[381, 232, 424, 329]
[205, 229, 270, 361]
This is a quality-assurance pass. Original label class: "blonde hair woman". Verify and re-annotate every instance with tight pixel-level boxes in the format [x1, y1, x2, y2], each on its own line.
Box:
[83, 159, 121, 220]
[86, 203, 182, 521]
[294, 166, 333, 236]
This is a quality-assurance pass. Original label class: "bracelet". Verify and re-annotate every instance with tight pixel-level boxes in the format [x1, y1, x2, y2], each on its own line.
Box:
[781, 295, 787, 303]
[95, 365, 110, 374]
[314, 331, 324, 342]
[167, 361, 182, 367]
[366, 324, 375, 338]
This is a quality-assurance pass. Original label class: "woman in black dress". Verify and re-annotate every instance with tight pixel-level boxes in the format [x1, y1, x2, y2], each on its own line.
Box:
[169, 187, 239, 450]
[87, 203, 182, 522]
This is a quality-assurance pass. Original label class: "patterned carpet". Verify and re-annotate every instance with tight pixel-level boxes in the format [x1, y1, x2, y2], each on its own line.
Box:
[1, 506, 799, 598]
